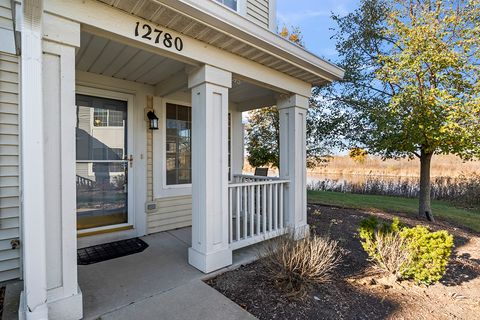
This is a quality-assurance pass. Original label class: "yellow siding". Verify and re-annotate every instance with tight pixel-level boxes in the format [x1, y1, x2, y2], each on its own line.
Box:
[147, 196, 192, 234]
[0, 51, 20, 282]
[247, 0, 269, 29]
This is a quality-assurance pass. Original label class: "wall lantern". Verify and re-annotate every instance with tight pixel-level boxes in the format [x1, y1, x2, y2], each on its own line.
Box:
[147, 111, 159, 130]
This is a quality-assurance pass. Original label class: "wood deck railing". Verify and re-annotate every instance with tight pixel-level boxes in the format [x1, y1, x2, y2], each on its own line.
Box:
[228, 174, 289, 250]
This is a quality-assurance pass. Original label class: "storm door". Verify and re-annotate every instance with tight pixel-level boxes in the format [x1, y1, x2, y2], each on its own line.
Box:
[75, 94, 132, 231]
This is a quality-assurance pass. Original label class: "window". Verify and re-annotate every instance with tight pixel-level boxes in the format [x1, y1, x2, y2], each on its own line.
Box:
[93, 108, 125, 127]
[166, 103, 191, 185]
[215, 0, 237, 11]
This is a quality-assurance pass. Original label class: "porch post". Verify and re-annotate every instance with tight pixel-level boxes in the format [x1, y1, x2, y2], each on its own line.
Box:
[188, 65, 233, 273]
[19, 1, 49, 319]
[277, 94, 309, 238]
[41, 13, 83, 319]
[20, 12, 83, 320]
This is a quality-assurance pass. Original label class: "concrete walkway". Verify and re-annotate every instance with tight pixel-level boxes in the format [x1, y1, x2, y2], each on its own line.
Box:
[2, 228, 258, 320]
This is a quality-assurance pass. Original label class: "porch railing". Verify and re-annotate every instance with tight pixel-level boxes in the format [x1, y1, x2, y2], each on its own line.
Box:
[228, 174, 289, 250]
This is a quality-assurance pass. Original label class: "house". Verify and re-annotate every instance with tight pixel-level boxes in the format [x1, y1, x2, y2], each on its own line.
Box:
[0, 0, 344, 319]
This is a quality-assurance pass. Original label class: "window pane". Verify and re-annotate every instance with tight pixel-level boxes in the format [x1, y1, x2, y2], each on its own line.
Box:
[177, 106, 189, 121]
[76, 161, 128, 230]
[166, 104, 177, 119]
[93, 108, 108, 127]
[108, 109, 124, 127]
[216, 0, 237, 10]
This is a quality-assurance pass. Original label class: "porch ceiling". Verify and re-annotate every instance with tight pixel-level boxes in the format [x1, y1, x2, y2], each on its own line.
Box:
[76, 31, 276, 107]
[95, 0, 344, 87]
[76, 32, 185, 85]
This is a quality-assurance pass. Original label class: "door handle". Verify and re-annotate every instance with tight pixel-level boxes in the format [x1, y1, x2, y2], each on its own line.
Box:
[128, 154, 133, 168]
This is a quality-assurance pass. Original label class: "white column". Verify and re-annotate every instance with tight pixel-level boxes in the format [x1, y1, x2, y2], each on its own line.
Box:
[229, 104, 244, 178]
[20, 12, 83, 320]
[278, 94, 309, 238]
[188, 65, 233, 273]
[42, 14, 82, 320]
[19, 1, 48, 319]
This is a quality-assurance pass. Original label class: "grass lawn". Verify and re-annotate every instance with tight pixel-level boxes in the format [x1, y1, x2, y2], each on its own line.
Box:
[307, 190, 480, 232]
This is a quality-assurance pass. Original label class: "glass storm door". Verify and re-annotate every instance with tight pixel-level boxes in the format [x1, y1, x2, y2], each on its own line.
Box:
[75, 94, 131, 231]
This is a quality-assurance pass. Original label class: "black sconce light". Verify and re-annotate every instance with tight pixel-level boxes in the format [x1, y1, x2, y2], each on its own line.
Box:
[147, 111, 159, 130]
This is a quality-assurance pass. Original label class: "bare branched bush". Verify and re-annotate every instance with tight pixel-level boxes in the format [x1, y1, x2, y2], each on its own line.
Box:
[259, 234, 341, 297]
[374, 231, 410, 278]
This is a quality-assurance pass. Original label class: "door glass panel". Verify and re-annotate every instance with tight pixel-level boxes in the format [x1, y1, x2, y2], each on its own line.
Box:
[76, 94, 128, 230]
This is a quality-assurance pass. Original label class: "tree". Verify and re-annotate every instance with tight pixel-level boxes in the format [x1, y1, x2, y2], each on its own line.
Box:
[245, 104, 339, 169]
[349, 147, 368, 164]
[246, 26, 339, 169]
[246, 107, 279, 168]
[316, 0, 480, 220]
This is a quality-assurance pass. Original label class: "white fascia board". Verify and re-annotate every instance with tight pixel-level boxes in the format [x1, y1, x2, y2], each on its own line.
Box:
[155, 0, 345, 82]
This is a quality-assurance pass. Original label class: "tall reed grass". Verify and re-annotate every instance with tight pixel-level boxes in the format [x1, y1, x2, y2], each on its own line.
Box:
[308, 174, 480, 207]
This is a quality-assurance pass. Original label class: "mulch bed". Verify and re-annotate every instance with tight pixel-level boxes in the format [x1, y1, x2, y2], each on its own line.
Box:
[207, 205, 480, 319]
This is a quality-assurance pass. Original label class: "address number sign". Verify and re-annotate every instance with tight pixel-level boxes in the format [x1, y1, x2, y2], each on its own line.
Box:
[135, 22, 184, 52]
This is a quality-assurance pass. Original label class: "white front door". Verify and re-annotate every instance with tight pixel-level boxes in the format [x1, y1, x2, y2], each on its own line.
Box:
[75, 94, 134, 236]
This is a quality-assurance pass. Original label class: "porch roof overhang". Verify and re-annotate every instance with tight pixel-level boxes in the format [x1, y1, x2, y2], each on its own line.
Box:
[97, 0, 345, 88]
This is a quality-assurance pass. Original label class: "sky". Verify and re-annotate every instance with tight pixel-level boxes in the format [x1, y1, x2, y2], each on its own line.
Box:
[276, 0, 360, 62]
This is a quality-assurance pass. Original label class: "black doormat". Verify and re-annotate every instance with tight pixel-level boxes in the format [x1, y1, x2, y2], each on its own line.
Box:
[77, 238, 149, 265]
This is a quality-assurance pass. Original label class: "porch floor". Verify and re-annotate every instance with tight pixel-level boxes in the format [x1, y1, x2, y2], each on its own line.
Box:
[2, 228, 258, 320]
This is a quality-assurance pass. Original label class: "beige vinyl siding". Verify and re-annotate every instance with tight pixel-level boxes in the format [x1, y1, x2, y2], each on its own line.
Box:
[246, 0, 269, 29]
[147, 196, 192, 234]
[0, 52, 20, 282]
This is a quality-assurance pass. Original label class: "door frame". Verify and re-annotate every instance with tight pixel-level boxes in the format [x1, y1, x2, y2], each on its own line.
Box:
[75, 85, 137, 247]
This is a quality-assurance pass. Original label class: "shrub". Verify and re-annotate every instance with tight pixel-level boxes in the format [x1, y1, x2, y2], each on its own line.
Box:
[400, 226, 454, 285]
[359, 217, 408, 277]
[374, 231, 410, 277]
[260, 234, 341, 296]
[358, 217, 404, 261]
[358, 217, 454, 284]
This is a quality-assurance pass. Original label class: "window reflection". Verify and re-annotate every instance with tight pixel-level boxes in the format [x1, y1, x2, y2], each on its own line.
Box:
[75, 94, 128, 230]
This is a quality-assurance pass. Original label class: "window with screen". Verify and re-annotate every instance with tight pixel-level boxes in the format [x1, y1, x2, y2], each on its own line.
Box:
[166, 103, 192, 185]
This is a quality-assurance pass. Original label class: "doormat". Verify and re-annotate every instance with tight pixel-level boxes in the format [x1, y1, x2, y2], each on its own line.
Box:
[77, 238, 149, 265]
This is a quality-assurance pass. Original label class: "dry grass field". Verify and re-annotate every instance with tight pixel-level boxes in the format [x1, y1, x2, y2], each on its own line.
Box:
[244, 155, 480, 178]
[308, 154, 480, 178]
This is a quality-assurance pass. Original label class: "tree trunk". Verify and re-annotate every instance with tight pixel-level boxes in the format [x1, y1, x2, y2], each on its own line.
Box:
[419, 150, 434, 221]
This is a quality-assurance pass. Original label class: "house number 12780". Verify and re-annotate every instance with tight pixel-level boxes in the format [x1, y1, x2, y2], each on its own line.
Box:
[135, 22, 184, 52]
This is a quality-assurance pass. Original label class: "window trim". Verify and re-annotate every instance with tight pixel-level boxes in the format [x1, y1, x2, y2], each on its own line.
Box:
[153, 98, 193, 199]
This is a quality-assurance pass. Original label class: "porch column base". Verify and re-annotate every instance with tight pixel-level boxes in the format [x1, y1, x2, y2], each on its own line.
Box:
[19, 287, 83, 320]
[291, 224, 310, 240]
[188, 247, 232, 274]
[18, 292, 48, 320]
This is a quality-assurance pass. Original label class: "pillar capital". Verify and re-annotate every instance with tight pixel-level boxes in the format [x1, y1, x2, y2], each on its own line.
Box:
[188, 65, 232, 89]
[276, 93, 309, 110]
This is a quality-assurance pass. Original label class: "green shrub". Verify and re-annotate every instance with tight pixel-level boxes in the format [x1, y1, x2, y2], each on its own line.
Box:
[358, 217, 404, 261]
[358, 217, 454, 285]
[400, 226, 454, 285]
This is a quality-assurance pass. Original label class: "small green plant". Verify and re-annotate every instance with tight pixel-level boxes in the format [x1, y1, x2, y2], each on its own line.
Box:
[358, 217, 453, 285]
[400, 226, 454, 285]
